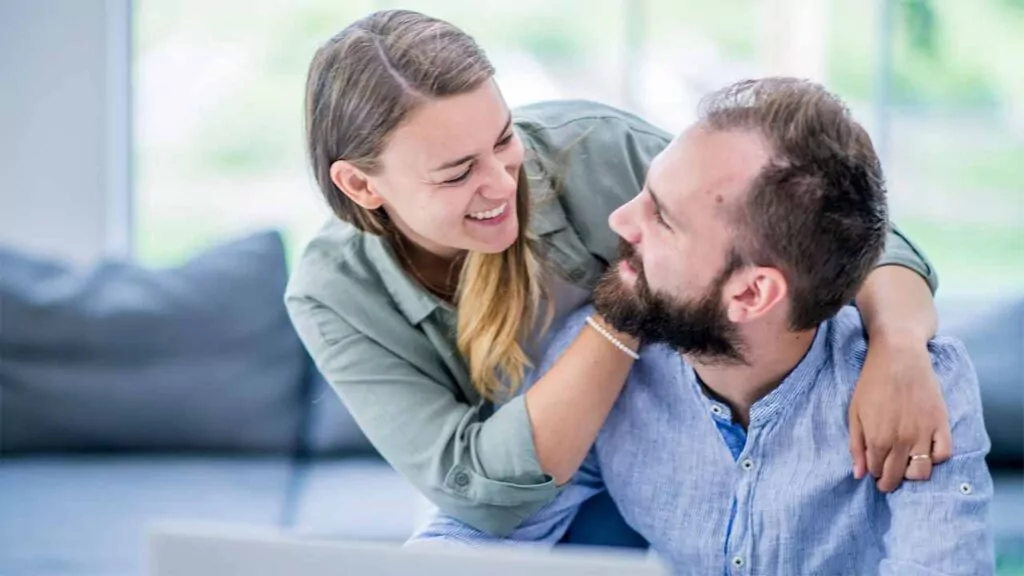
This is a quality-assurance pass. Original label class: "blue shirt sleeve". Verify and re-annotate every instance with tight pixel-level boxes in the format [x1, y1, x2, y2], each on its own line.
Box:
[880, 337, 996, 575]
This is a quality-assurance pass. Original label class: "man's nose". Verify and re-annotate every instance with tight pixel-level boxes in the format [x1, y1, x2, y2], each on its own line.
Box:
[609, 195, 641, 245]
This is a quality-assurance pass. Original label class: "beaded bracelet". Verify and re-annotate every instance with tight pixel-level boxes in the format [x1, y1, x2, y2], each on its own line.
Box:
[585, 316, 640, 360]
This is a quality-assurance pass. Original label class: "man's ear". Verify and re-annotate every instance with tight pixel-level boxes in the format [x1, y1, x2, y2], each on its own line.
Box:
[330, 160, 384, 210]
[725, 266, 788, 324]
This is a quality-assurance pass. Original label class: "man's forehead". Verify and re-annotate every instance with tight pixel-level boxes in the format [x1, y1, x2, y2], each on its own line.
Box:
[649, 125, 769, 210]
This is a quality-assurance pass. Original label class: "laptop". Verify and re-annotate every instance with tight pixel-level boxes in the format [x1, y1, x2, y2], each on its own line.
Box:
[147, 522, 669, 576]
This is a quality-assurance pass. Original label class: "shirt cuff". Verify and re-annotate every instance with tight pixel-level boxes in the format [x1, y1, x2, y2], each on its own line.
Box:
[440, 394, 559, 536]
[877, 228, 939, 294]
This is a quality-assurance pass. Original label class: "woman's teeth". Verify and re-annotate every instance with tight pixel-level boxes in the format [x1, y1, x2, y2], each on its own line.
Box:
[467, 202, 507, 220]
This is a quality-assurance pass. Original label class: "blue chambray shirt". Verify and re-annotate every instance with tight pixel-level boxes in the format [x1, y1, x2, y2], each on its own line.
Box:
[410, 305, 995, 575]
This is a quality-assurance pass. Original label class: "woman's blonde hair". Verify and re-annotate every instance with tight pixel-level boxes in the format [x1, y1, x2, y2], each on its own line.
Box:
[305, 9, 548, 400]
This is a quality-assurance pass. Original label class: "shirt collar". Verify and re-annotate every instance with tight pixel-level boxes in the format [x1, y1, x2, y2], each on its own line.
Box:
[518, 124, 570, 237]
[748, 323, 829, 425]
[364, 233, 444, 326]
[684, 320, 831, 426]
[362, 205, 566, 328]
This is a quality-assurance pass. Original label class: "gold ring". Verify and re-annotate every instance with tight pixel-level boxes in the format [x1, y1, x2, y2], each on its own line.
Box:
[909, 454, 932, 462]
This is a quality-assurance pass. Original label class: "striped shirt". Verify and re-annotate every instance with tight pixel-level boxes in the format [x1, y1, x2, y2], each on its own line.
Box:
[410, 305, 995, 575]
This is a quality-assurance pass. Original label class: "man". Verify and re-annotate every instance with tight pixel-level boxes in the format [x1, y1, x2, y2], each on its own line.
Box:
[409, 78, 995, 575]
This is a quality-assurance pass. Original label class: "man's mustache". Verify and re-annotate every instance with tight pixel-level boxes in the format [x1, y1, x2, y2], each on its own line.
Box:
[618, 239, 644, 277]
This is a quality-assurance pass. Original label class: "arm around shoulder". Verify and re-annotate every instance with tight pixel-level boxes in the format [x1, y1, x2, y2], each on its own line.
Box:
[881, 338, 995, 575]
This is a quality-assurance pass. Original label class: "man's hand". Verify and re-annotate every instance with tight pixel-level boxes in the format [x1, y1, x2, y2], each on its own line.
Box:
[849, 335, 953, 492]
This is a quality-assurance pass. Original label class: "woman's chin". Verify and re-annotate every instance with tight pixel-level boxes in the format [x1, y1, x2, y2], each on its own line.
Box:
[470, 235, 517, 254]
[463, 216, 519, 254]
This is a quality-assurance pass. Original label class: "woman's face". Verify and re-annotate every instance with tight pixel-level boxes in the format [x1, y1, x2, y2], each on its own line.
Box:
[365, 80, 524, 259]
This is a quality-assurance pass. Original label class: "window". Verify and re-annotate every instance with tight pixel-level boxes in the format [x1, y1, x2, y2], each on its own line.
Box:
[827, 0, 1024, 294]
[134, 0, 1022, 293]
[134, 1, 376, 266]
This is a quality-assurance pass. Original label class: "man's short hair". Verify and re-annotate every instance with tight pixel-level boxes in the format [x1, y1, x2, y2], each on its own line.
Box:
[700, 77, 889, 330]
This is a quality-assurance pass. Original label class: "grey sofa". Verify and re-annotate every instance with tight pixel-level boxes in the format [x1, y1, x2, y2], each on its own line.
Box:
[0, 230, 1021, 576]
[0, 232, 423, 576]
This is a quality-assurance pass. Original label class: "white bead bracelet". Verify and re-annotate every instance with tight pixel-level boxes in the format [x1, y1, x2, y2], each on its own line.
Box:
[585, 316, 640, 360]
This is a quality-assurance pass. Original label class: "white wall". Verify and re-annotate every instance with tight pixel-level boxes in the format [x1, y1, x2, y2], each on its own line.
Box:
[0, 0, 131, 265]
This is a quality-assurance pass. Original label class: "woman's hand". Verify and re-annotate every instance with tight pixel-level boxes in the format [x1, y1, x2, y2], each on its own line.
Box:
[848, 334, 953, 492]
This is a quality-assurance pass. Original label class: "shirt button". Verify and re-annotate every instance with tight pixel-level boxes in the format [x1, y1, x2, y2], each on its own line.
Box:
[741, 458, 755, 471]
[731, 555, 745, 568]
[454, 472, 470, 487]
[959, 482, 973, 495]
[710, 405, 724, 416]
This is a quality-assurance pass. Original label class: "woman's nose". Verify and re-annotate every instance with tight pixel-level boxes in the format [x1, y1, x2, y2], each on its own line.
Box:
[480, 160, 517, 200]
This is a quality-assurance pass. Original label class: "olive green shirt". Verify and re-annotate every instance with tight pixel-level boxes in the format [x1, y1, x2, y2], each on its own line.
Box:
[284, 100, 939, 537]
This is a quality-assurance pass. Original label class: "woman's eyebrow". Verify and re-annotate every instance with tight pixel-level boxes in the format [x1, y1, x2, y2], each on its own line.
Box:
[430, 113, 512, 172]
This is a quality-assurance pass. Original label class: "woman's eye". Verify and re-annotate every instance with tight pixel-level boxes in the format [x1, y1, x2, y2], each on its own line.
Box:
[496, 132, 514, 148]
[442, 168, 472, 185]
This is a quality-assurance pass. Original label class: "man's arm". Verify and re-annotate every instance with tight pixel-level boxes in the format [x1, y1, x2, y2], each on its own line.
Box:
[880, 338, 995, 576]
[408, 452, 606, 546]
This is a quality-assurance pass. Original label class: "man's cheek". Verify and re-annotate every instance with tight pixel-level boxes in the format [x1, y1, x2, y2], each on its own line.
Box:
[643, 265, 665, 293]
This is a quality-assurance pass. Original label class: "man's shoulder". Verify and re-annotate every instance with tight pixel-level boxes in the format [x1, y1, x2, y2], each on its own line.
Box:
[925, 335, 986, 431]
[827, 306, 983, 426]
[527, 305, 679, 392]
[531, 305, 594, 376]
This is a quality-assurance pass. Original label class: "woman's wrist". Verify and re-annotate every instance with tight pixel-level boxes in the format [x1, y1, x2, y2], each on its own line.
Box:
[588, 313, 640, 354]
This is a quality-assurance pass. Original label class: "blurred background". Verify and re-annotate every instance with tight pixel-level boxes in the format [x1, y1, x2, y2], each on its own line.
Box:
[130, 0, 1022, 292]
[2, 0, 1020, 291]
[1, 1, 1021, 575]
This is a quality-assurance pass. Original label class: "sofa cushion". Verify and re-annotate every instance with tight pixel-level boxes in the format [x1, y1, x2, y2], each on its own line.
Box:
[302, 371, 375, 455]
[0, 231, 307, 453]
[937, 296, 1023, 467]
[0, 455, 293, 576]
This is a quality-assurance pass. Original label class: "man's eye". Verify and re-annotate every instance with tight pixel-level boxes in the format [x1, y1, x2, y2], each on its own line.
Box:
[653, 205, 669, 227]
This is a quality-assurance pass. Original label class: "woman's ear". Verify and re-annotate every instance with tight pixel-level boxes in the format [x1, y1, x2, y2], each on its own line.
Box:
[330, 160, 384, 210]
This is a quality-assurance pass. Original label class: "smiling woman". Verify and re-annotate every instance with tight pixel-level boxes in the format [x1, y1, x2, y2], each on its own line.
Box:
[324, 83, 524, 260]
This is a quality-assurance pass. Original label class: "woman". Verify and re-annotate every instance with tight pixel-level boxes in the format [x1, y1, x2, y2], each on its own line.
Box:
[286, 9, 950, 538]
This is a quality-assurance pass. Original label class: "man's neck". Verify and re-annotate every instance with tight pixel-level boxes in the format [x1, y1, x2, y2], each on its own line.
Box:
[686, 326, 817, 428]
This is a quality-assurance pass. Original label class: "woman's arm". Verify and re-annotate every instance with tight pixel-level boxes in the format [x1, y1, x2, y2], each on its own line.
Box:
[287, 297, 633, 537]
[525, 314, 637, 484]
[850, 225, 952, 493]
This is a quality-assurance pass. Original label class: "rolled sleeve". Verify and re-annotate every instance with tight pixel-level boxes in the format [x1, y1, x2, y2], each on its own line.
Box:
[877, 221, 939, 294]
[450, 395, 557, 505]
[411, 451, 605, 547]
[287, 296, 557, 537]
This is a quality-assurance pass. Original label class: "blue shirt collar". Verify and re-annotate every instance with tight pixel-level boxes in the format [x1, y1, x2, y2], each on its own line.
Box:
[683, 319, 831, 427]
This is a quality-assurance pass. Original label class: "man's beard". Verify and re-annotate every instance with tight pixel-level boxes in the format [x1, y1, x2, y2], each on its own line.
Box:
[593, 240, 746, 364]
